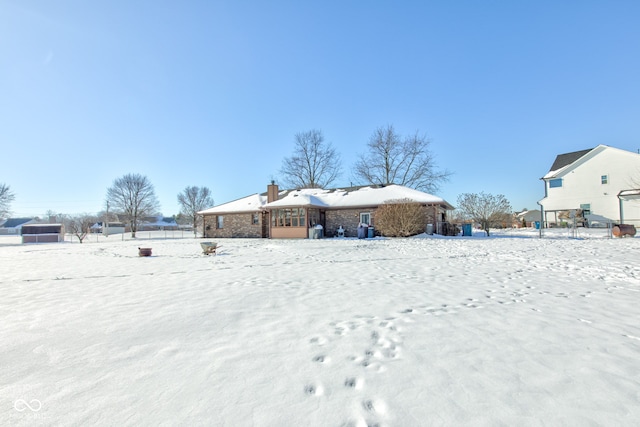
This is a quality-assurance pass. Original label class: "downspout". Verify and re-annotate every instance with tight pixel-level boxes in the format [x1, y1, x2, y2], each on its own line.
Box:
[537, 201, 544, 239]
[618, 191, 624, 224]
[538, 177, 548, 238]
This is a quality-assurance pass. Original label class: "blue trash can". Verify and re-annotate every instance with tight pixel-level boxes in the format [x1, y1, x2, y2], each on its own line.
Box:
[534, 221, 540, 229]
[367, 227, 374, 238]
[462, 223, 472, 236]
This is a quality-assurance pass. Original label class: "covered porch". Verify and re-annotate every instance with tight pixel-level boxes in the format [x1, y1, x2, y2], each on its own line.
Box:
[265, 194, 327, 239]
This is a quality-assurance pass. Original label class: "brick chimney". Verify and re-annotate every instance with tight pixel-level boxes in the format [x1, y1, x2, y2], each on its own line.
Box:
[267, 181, 279, 203]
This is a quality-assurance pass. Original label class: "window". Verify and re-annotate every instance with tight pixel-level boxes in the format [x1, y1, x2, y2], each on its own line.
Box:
[549, 179, 562, 188]
[216, 216, 224, 229]
[251, 213, 259, 225]
[601, 175, 608, 185]
[271, 208, 306, 227]
[360, 212, 371, 225]
[580, 204, 591, 216]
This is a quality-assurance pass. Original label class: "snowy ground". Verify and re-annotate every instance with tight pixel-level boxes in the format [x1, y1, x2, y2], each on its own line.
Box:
[1, 229, 639, 426]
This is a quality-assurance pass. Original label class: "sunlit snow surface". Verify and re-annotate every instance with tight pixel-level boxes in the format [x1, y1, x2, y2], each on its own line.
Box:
[1, 229, 639, 426]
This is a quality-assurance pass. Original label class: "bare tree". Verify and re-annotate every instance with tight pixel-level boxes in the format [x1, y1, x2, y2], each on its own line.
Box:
[456, 192, 512, 236]
[106, 173, 160, 238]
[279, 129, 342, 189]
[66, 213, 96, 243]
[375, 199, 429, 237]
[353, 125, 451, 193]
[177, 186, 214, 236]
[0, 183, 15, 219]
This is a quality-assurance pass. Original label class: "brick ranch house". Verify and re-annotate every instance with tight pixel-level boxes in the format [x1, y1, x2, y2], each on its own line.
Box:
[198, 183, 454, 239]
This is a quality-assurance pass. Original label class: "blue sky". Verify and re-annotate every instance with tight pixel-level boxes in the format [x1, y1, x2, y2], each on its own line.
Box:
[2, 1, 640, 217]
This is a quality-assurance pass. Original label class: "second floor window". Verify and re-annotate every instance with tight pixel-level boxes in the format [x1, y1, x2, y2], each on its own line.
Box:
[549, 179, 562, 188]
[601, 175, 608, 184]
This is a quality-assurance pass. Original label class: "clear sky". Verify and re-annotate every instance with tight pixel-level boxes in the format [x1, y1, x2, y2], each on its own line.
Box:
[2, 1, 640, 218]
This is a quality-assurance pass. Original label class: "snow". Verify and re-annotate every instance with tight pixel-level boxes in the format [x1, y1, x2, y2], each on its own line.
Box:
[199, 185, 453, 214]
[2, 229, 640, 426]
[265, 192, 329, 208]
[199, 193, 267, 214]
[268, 185, 452, 209]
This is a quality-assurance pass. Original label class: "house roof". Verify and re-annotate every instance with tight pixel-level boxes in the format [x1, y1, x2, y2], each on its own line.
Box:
[547, 148, 593, 173]
[199, 184, 454, 214]
[264, 192, 329, 209]
[1, 217, 35, 228]
[198, 193, 267, 215]
[543, 145, 640, 180]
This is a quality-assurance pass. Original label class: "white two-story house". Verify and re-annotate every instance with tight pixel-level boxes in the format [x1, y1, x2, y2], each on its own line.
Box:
[539, 145, 640, 227]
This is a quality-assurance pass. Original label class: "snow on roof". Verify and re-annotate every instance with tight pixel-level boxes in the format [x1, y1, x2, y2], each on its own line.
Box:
[264, 191, 329, 208]
[198, 185, 453, 214]
[265, 185, 453, 209]
[198, 193, 267, 214]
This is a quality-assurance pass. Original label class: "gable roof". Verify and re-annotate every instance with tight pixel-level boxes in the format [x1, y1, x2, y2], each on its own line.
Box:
[1, 218, 35, 228]
[543, 145, 640, 180]
[198, 193, 267, 215]
[199, 185, 454, 214]
[548, 148, 593, 173]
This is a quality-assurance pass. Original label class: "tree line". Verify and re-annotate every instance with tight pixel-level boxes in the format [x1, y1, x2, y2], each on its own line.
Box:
[1, 124, 514, 239]
[0, 177, 212, 242]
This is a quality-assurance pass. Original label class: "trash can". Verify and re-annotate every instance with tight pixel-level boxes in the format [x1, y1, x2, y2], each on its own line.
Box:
[426, 224, 434, 235]
[534, 221, 540, 229]
[367, 227, 374, 238]
[462, 223, 472, 236]
[309, 225, 323, 239]
[357, 225, 367, 239]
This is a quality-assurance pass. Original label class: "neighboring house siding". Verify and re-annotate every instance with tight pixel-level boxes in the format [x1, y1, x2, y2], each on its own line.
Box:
[541, 146, 640, 226]
[203, 213, 264, 238]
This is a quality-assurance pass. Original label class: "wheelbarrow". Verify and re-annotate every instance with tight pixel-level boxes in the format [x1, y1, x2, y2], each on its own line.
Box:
[200, 242, 220, 255]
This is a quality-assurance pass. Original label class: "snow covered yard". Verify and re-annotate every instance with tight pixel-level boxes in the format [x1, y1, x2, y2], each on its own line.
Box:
[1, 231, 639, 426]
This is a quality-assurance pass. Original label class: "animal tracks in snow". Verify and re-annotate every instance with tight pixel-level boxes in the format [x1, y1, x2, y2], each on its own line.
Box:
[302, 277, 633, 424]
[304, 313, 405, 426]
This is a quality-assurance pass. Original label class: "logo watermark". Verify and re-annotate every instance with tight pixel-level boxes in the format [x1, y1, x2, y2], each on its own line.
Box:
[14, 399, 42, 412]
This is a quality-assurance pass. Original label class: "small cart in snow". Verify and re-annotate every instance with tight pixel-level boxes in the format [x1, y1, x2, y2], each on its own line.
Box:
[200, 242, 220, 255]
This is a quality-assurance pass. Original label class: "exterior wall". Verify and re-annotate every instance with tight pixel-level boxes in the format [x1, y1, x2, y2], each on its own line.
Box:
[21, 224, 65, 243]
[203, 213, 265, 238]
[205, 204, 449, 239]
[102, 226, 126, 235]
[325, 205, 442, 237]
[22, 234, 63, 243]
[541, 148, 640, 225]
[325, 208, 375, 237]
[270, 227, 308, 239]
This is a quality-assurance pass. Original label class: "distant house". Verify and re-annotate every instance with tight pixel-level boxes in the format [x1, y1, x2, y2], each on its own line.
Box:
[0, 218, 37, 235]
[90, 222, 127, 235]
[513, 210, 541, 227]
[139, 216, 178, 231]
[199, 183, 454, 239]
[538, 145, 640, 227]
